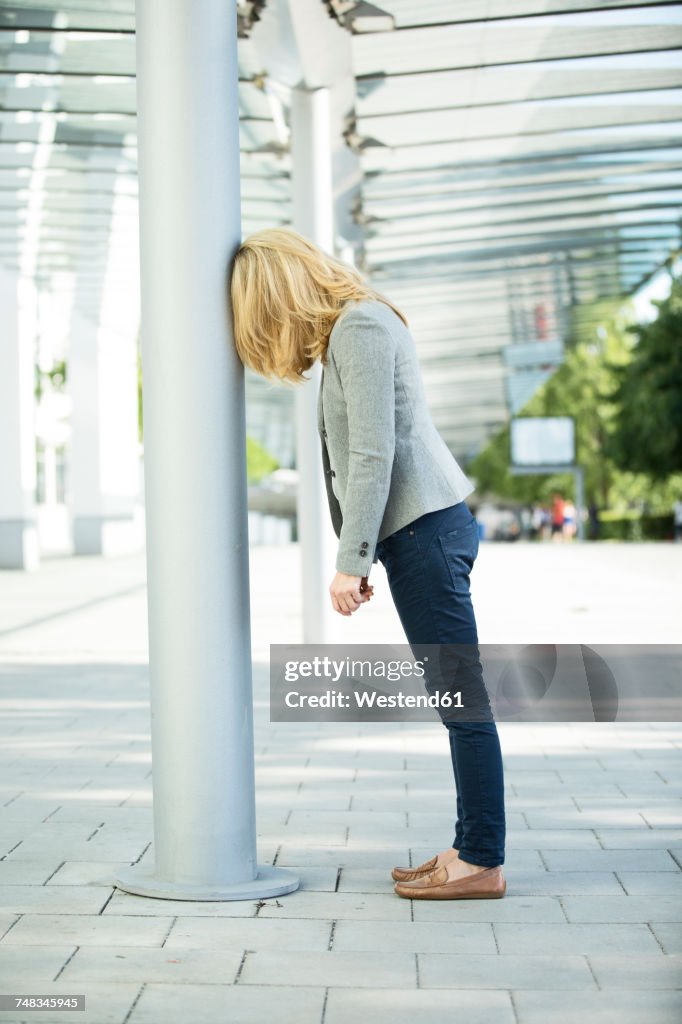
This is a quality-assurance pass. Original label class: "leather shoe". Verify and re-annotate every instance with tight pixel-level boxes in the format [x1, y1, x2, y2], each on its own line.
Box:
[394, 864, 506, 900]
[391, 854, 438, 883]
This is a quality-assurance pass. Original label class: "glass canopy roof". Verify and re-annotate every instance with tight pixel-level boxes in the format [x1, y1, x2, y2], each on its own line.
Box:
[0, 0, 680, 464]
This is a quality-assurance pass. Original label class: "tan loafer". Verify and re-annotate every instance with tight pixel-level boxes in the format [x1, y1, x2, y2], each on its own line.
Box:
[391, 854, 439, 883]
[392, 848, 460, 883]
[394, 864, 506, 900]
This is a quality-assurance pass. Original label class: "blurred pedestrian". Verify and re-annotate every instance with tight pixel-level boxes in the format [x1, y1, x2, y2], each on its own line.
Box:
[588, 500, 601, 541]
[673, 498, 682, 543]
[520, 506, 532, 540]
[551, 492, 565, 542]
[563, 499, 577, 540]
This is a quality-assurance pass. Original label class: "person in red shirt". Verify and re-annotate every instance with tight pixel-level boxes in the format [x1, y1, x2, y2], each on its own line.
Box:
[551, 492, 565, 542]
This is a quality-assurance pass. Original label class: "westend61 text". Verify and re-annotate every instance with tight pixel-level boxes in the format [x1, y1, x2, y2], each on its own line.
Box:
[284, 690, 463, 709]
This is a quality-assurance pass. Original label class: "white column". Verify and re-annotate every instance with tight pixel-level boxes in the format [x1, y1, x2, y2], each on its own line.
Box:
[69, 304, 142, 556]
[115, 0, 298, 900]
[0, 268, 40, 571]
[68, 166, 142, 558]
[291, 86, 338, 644]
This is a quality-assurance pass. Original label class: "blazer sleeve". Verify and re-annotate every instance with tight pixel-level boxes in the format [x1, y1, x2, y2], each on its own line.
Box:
[331, 312, 396, 576]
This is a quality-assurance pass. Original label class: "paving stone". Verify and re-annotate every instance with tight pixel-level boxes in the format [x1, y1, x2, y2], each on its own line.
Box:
[650, 923, 682, 954]
[7, 837, 151, 861]
[502, 871, 624, 895]
[102, 890, 258, 918]
[164, 917, 332, 951]
[617, 872, 682, 895]
[325, 987, 515, 1024]
[0, 860, 66, 884]
[0, 801, 65, 822]
[494, 921, 660, 955]
[502, 829, 602, 850]
[0, 885, 112, 915]
[238, 948, 417, 988]
[588, 953, 682, 989]
[641, 809, 682, 828]
[58, 945, 243, 984]
[3, 914, 170, 947]
[411, 895, 566, 923]
[47, 805, 152, 824]
[0, 983, 140, 1024]
[408, 811, 527, 830]
[573, 796, 680, 809]
[276, 844, 410, 868]
[332, 919, 496, 954]
[343, 837, 418, 856]
[529, 759, 612, 771]
[542, 850, 679, 872]
[5, 823, 99, 841]
[335, 867, 396, 893]
[596, 829, 682, 849]
[45, 861, 133, 886]
[512, 989, 682, 1023]
[521, 782, 624, 797]
[0, 944, 76, 981]
[288, 810, 407, 829]
[0, 914, 19, 940]
[278, 825, 349, 845]
[561, 895, 682, 923]
[523, 810, 647, 829]
[281, 865, 338, 892]
[256, 890, 410, 921]
[557, 769, 663, 785]
[505, 794, 586, 808]
[128, 983, 325, 1024]
[418, 952, 594, 990]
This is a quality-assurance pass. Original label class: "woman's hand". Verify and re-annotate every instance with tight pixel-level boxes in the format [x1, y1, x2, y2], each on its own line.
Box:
[329, 571, 372, 616]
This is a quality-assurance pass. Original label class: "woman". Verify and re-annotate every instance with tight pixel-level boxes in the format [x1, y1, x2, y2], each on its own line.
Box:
[230, 227, 506, 900]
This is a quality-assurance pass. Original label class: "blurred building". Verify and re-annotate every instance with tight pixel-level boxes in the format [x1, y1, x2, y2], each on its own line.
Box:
[1, 0, 681, 567]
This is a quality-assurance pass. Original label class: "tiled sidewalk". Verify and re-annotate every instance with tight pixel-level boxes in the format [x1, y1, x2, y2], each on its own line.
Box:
[0, 542, 680, 1023]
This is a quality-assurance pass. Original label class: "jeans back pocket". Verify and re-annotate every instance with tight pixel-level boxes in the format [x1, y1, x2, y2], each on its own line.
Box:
[437, 517, 479, 594]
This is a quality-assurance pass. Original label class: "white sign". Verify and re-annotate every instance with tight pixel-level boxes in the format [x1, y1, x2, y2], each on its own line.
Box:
[510, 416, 575, 467]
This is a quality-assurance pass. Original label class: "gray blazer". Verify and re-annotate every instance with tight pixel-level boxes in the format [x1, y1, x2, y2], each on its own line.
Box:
[317, 298, 475, 577]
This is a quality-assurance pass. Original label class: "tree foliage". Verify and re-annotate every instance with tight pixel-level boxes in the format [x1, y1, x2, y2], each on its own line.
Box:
[604, 276, 682, 480]
[466, 280, 682, 511]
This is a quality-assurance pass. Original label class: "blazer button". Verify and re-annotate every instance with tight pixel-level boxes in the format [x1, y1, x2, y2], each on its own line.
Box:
[358, 549, 367, 557]
[330, 470, 336, 477]
[322, 429, 327, 437]
[360, 541, 368, 548]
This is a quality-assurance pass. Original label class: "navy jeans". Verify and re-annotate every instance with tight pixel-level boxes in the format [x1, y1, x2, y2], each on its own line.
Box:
[375, 500, 506, 867]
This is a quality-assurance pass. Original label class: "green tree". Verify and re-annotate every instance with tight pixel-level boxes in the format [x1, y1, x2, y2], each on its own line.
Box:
[246, 435, 279, 482]
[604, 275, 682, 481]
[468, 298, 633, 508]
[136, 341, 279, 481]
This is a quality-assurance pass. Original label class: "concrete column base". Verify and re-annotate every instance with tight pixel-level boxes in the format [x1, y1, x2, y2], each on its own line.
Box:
[0, 519, 39, 571]
[114, 862, 300, 902]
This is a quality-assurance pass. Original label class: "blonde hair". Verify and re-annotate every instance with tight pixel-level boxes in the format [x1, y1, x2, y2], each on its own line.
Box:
[229, 226, 408, 384]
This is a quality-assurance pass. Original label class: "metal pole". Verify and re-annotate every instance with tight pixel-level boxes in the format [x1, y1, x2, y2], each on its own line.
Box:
[115, 0, 298, 900]
[574, 465, 585, 542]
[291, 86, 337, 643]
